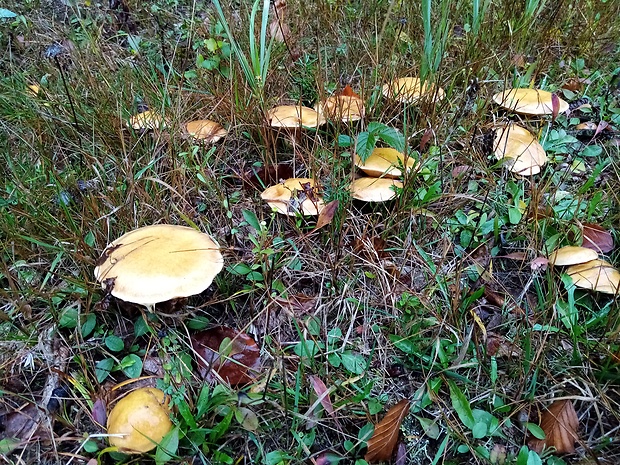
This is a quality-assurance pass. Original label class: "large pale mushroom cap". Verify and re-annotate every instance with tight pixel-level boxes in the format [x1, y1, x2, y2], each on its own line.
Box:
[493, 124, 547, 176]
[350, 177, 403, 202]
[354, 148, 416, 178]
[548, 246, 598, 266]
[382, 77, 445, 104]
[107, 387, 172, 454]
[186, 119, 227, 143]
[566, 259, 620, 295]
[267, 105, 327, 128]
[94, 224, 223, 306]
[261, 178, 325, 216]
[492, 88, 569, 116]
[315, 95, 365, 122]
[127, 110, 167, 130]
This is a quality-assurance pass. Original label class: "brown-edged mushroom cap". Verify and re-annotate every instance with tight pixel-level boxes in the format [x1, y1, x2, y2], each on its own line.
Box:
[107, 387, 172, 454]
[493, 124, 547, 176]
[186, 119, 227, 143]
[94, 224, 223, 307]
[566, 259, 620, 295]
[548, 246, 599, 266]
[127, 110, 167, 130]
[315, 95, 365, 122]
[267, 105, 327, 129]
[350, 177, 403, 202]
[261, 178, 325, 216]
[382, 77, 445, 104]
[492, 88, 569, 116]
[354, 148, 416, 178]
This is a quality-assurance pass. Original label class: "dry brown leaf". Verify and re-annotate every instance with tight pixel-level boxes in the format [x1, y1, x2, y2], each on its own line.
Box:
[269, 0, 290, 43]
[315, 200, 339, 231]
[364, 399, 410, 463]
[529, 400, 579, 454]
[582, 223, 614, 253]
[308, 375, 335, 416]
[340, 84, 360, 99]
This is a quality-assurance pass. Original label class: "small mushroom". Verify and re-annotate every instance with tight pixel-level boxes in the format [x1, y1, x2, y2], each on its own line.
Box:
[261, 178, 325, 216]
[94, 224, 223, 308]
[493, 124, 547, 176]
[267, 105, 326, 129]
[566, 259, 620, 295]
[315, 95, 365, 122]
[186, 119, 227, 143]
[354, 148, 416, 178]
[350, 177, 403, 202]
[107, 387, 172, 454]
[127, 110, 167, 131]
[492, 88, 569, 116]
[382, 77, 445, 104]
[548, 246, 598, 266]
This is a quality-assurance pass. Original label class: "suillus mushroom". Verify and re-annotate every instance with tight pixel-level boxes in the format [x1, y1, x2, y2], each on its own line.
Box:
[315, 95, 365, 123]
[565, 259, 620, 295]
[492, 88, 569, 116]
[261, 178, 325, 216]
[493, 124, 547, 176]
[127, 110, 167, 131]
[94, 224, 223, 308]
[267, 105, 326, 129]
[382, 77, 445, 104]
[354, 148, 416, 178]
[350, 177, 403, 202]
[107, 387, 172, 454]
[186, 119, 227, 143]
[548, 246, 598, 266]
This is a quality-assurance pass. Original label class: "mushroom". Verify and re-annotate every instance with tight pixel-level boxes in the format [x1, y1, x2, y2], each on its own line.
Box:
[565, 259, 620, 295]
[315, 95, 365, 123]
[382, 77, 445, 104]
[493, 124, 547, 176]
[186, 119, 227, 143]
[350, 177, 403, 202]
[548, 246, 598, 266]
[127, 110, 167, 131]
[107, 387, 172, 454]
[267, 105, 327, 129]
[261, 178, 325, 216]
[354, 148, 416, 178]
[492, 88, 569, 116]
[94, 224, 223, 309]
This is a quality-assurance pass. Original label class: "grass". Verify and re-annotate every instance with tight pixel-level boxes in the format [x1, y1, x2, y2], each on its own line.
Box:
[1, 0, 620, 464]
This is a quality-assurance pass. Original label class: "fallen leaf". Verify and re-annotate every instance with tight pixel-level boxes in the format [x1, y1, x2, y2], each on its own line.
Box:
[340, 84, 360, 99]
[395, 442, 407, 465]
[308, 375, 335, 416]
[364, 399, 410, 463]
[269, 0, 290, 43]
[582, 223, 613, 253]
[273, 293, 317, 316]
[191, 327, 261, 385]
[419, 128, 433, 152]
[529, 400, 579, 454]
[91, 398, 107, 426]
[594, 120, 610, 138]
[315, 200, 339, 230]
[530, 256, 549, 271]
[551, 93, 560, 121]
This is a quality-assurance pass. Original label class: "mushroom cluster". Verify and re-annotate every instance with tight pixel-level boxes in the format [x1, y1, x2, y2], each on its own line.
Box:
[260, 177, 325, 216]
[350, 147, 412, 202]
[548, 245, 619, 294]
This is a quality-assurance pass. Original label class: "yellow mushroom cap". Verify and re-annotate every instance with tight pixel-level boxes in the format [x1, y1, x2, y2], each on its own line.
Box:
[127, 110, 167, 130]
[261, 178, 325, 216]
[566, 259, 620, 295]
[267, 105, 327, 128]
[382, 77, 445, 104]
[107, 387, 172, 454]
[548, 246, 599, 266]
[493, 124, 547, 176]
[186, 119, 227, 143]
[94, 224, 223, 306]
[350, 177, 403, 202]
[354, 148, 416, 178]
[492, 88, 569, 116]
[315, 95, 365, 122]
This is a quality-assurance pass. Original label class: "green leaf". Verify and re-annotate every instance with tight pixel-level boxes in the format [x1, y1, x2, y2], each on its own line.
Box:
[95, 358, 115, 383]
[0, 438, 20, 455]
[265, 451, 293, 465]
[134, 316, 150, 337]
[516, 446, 529, 465]
[415, 416, 441, 439]
[235, 406, 259, 431]
[84, 231, 95, 247]
[155, 426, 179, 464]
[525, 422, 546, 440]
[81, 313, 97, 338]
[196, 385, 211, 420]
[448, 380, 475, 429]
[527, 450, 543, 465]
[355, 131, 377, 162]
[59, 307, 78, 329]
[581, 145, 602, 157]
[242, 209, 262, 231]
[120, 354, 143, 378]
[340, 351, 366, 374]
[0, 8, 17, 19]
[186, 315, 210, 330]
[472, 421, 488, 438]
[105, 335, 125, 352]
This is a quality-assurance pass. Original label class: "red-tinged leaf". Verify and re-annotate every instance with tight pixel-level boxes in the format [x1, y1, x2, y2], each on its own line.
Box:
[419, 128, 433, 152]
[191, 327, 261, 386]
[364, 399, 410, 463]
[531, 256, 549, 271]
[314, 451, 343, 465]
[503, 251, 528, 261]
[551, 93, 560, 121]
[395, 442, 407, 465]
[451, 165, 471, 177]
[528, 400, 579, 454]
[273, 293, 317, 315]
[582, 223, 614, 253]
[308, 375, 335, 416]
[92, 398, 107, 426]
[340, 84, 360, 99]
[315, 199, 339, 231]
[594, 120, 610, 138]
